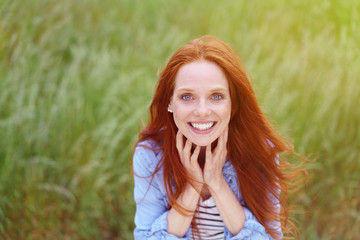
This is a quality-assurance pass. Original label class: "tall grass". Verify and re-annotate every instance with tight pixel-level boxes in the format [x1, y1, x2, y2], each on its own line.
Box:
[1, 0, 359, 239]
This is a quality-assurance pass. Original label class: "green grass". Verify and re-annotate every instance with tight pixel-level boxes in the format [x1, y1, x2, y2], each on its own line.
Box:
[1, 0, 359, 239]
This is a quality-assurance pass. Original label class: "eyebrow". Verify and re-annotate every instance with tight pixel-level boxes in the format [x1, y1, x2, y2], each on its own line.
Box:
[175, 87, 228, 93]
[175, 88, 194, 92]
[209, 88, 228, 93]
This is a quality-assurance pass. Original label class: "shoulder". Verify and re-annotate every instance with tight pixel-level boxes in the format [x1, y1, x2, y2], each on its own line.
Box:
[223, 157, 236, 174]
[133, 139, 163, 176]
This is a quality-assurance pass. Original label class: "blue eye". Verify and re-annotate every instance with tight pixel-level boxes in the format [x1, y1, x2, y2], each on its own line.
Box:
[212, 94, 223, 100]
[181, 95, 192, 101]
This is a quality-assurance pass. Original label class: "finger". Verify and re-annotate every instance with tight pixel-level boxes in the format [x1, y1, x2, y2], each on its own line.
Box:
[220, 127, 229, 163]
[214, 132, 223, 156]
[205, 144, 212, 163]
[183, 138, 192, 161]
[214, 127, 228, 156]
[176, 131, 183, 154]
[223, 126, 229, 148]
[190, 145, 200, 163]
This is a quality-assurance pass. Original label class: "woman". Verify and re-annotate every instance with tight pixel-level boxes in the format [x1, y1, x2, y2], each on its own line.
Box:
[133, 35, 305, 239]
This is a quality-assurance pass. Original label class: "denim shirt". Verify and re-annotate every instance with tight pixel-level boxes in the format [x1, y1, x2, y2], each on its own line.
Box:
[133, 140, 282, 239]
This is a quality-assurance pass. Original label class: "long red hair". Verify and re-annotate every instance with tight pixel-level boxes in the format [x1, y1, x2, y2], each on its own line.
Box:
[136, 35, 306, 239]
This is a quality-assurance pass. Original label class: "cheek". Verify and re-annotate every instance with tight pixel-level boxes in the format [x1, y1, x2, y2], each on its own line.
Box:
[172, 114, 181, 126]
[218, 105, 231, 120]
[172, 111, 187, 128]
[173, 102, 192, 116]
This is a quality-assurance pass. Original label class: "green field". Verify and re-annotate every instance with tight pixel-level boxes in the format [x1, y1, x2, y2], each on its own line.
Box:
[1, 0, 359, 239]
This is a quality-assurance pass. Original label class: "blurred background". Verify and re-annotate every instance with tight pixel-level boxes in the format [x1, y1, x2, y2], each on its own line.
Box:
[0, 0, 359, 239]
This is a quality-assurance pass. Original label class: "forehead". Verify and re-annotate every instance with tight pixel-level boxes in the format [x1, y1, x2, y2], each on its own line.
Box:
[174, 60, 229, 91]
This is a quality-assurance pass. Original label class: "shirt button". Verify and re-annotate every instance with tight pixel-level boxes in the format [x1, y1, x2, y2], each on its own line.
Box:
[229, 179, 233, 184]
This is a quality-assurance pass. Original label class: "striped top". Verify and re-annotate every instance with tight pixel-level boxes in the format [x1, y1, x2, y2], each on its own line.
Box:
[193, 197, 224, 240]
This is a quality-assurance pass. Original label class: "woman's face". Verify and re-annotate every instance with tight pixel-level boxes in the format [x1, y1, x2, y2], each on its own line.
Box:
[169, 60, 231, 146]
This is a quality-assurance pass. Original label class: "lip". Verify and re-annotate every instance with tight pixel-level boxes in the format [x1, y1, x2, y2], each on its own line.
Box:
[187, 121, 217, 134]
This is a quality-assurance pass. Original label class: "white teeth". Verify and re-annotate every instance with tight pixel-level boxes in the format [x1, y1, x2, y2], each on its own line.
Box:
[191, 122, 214, 131]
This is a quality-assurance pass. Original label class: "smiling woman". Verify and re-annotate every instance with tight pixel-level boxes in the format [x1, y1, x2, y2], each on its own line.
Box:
[169, 60, 231, 147]
[132, 35, 306, 239]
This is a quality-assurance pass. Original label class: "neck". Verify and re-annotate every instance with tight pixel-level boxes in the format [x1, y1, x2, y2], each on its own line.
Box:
[195, 140, 218, 169]
[198, 147, 206, 170]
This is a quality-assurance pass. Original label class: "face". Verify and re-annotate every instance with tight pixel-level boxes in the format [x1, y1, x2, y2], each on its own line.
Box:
[169, 60, 231, 146]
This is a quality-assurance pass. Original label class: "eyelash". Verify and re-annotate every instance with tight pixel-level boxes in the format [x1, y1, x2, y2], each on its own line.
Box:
[180, 94, 224, 101]
[181, 95, 192, 101]
[212, 94, 223, 100]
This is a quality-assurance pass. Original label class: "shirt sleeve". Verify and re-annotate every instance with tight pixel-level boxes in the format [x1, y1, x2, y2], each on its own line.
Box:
[224, 154, 283, 240]
[133, 145, 189, 240]
[224, 205, 280, 240]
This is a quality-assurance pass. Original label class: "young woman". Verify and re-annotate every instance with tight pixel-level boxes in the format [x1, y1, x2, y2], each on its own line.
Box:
[133, 35, 305, 239]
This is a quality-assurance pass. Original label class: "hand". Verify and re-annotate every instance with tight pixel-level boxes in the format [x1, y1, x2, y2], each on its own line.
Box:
[176, 131, 204, 190]
[203, 127, 228, 189]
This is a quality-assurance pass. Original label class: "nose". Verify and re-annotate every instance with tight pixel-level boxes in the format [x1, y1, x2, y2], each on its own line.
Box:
[194, 99, 211, 116]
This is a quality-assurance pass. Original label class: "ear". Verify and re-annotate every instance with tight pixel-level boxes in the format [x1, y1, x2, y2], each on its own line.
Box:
[167, 104, 173, 113]
[168, 98, 173, 113]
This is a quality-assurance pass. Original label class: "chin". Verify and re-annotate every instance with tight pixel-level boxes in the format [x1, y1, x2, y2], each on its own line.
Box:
[191, 137, 218, 147]
[193, 142, 209, 147]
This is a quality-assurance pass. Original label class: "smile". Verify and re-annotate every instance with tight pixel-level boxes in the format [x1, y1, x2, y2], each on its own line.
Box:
[190, 122, 215, 131]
